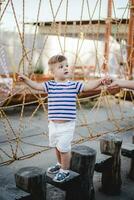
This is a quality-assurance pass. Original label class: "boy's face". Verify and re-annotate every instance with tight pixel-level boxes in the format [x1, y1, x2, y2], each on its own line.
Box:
[52, 59, 72, 81]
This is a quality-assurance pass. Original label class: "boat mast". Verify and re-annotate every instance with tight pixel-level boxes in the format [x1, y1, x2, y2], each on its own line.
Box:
[102, 0, 112, 73]
[127, 0, 134, 79]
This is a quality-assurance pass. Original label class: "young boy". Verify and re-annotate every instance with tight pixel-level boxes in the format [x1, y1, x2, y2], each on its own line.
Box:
[19, 54, 111, 182]
[109, 79, 134, 90]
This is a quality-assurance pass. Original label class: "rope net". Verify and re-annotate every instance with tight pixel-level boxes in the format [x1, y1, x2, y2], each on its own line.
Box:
[0, 0, 134, 165]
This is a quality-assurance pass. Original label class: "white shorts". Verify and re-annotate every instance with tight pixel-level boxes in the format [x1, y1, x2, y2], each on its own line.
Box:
[48, 120, 75, 152]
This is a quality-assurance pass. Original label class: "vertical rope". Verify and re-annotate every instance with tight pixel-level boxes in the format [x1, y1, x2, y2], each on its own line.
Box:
[29, 0, 42, 74]
[63, 0, 68, 54]
[22, 0, 25, 73]
[74, 0, 85, 65]
[10, 0, 31, 65]
[49, 0, 64, 53]
[0, 0, 10, 21]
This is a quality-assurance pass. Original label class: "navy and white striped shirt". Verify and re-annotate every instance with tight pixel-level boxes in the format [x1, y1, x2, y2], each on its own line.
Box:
[42, 80, 84, 121]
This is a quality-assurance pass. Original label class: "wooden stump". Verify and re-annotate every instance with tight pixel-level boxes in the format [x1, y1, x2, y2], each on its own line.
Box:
[70, 145, 96, 200]
[129, 135, 134, 180]
[15, 167, 46, 200]
[15, 146, 96, 200]
[46, 170, 80, 200]
[99, 133, 122, 195]
[95, 154, 112, 172]
[122, 135, 134, 180]
[46, 145, 96, 200]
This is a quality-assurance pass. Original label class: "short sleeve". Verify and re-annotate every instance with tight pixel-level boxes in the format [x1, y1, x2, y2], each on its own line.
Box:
[75, 81, 84, 94]
[42, 81, 49, 93]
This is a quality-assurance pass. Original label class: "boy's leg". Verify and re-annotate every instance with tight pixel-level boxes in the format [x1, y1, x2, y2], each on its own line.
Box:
[60, 151, 71, 170]
[53, 121, 75, 182]
[47, 148, 61, 174]
[53, 151, 71, 182]
[55, 147, 61, 164]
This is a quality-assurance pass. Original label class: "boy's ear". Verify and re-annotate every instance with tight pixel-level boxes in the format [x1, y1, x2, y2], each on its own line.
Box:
[48, 70, 54, 77]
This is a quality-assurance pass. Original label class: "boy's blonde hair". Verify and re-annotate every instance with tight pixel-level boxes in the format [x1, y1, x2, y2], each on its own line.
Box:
[48, 55, 67, 71]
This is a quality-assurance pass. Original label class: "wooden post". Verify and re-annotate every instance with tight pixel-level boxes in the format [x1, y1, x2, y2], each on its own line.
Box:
[95, 154, 112, 173]
[101, 0, 112, 73]
[99, 133, 122, 195]
[127, 0, 134, 79]
[15, 167, 46, 200]
[46, 170, 80, 200]
[69, 145, 96, 200]
[129, 135, 134, 180]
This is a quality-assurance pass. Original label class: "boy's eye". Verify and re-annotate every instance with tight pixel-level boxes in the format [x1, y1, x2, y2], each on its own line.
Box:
[59, 64, 68, 68]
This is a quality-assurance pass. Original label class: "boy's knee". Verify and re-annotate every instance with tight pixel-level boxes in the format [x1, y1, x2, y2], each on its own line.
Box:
[56, 144, 71, 153]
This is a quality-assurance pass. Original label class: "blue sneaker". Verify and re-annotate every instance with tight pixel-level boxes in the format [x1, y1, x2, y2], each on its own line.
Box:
[53, 171, 70, 182]
[47, 164, 61, 174]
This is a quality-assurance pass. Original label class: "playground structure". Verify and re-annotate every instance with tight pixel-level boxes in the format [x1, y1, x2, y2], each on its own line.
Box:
[0, 0, 134, 166]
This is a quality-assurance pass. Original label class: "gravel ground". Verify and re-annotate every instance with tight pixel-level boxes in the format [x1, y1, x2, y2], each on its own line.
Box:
[0, 100, 134, 200]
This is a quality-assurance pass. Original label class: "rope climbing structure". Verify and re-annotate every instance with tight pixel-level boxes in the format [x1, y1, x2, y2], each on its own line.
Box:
[0, 0, 133, 166]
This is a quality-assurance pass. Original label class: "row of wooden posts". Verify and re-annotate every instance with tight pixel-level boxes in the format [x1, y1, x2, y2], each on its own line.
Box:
[15, 133, 134, 200]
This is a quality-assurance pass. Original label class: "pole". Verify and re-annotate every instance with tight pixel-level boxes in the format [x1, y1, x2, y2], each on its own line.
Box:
[127, 0, 134, 79]
[102, 0, 112, 73]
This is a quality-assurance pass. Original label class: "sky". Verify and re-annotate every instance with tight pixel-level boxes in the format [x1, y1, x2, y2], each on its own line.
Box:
[0, 0, 129, 31]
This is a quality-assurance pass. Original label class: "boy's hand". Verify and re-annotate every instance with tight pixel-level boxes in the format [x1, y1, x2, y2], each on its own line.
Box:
[16, 73, 44, 91]
[17, 73, 28, 82]
[100, 76, 112, 86]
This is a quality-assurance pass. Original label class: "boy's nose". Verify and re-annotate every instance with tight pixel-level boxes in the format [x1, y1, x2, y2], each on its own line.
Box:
[65, 65, 68, 69]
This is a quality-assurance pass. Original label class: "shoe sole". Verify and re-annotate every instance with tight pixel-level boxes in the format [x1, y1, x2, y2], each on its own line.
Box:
[53, 175, 70, 183]
[47, 170, 60, 174]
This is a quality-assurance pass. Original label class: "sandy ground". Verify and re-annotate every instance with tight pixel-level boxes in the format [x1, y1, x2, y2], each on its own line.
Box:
[0, 99, 134, 200]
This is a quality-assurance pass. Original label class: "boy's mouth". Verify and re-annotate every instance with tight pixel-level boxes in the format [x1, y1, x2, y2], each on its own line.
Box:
[64, 72, 69, 75]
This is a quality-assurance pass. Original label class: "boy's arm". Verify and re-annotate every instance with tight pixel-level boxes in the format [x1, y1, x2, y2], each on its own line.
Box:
[18, 74, 44, 91]
[82, 79, 102, 92]
[82, 77, 111, 92]
[110, 80, 134, 90]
